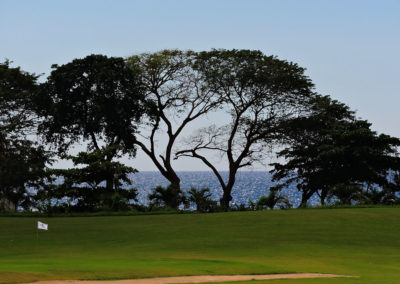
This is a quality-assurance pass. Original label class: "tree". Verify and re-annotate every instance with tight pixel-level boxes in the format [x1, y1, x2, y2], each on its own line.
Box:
[35, 146, 138, 212]
[271, 95, 400, 207]
[187, 187, 217, 212]
[359, 186, 399, 205]
[0, 138, 49, 211]
[148, 184, 187, 209]
[37, 54, 147, 192]
[0, 60, 38, 134]
[0, 61, 50, 211]
[256, 189, 292, 210]
[379, 171, 400, 204]
[126, 50, 223, 190]
[175, 49, 314, 208]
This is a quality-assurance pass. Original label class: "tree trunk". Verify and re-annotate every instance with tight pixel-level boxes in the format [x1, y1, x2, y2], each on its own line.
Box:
[320, 189, 327, 206]
[299, 190, 313, 208]
[135, 142, 181, 190]
[164, 171, 181, 190]
[220, 166, 238, 210]
[106, 175, 114, 192]
[220, 171, 236, 209]
[0, 198, 17, 212]
[105, 150, 116, 192]
[220, 190, 232, 209]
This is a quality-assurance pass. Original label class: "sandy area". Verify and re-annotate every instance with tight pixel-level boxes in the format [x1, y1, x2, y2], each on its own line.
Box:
[25, 273, 355, 284]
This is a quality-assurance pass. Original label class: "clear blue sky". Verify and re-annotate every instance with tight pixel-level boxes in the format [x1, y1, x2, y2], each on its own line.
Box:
[1, 0, 399, 170]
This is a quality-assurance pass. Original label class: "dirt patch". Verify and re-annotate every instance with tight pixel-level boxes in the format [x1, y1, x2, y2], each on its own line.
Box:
[24, 273, 356, 284]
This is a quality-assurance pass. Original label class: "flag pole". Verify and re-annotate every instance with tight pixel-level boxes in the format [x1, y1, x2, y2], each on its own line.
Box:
[35, 221, 39, 253]
[35, 221, 48, 253]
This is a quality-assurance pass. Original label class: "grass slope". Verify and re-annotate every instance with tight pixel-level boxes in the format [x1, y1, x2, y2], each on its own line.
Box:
[0, 208, 399, 284]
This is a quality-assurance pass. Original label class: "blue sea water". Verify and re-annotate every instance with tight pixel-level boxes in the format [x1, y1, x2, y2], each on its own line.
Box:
[129, 171, 320, 208]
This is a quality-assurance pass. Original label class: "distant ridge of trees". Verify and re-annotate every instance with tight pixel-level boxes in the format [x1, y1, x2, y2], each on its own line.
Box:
[1, 50, 399, 213]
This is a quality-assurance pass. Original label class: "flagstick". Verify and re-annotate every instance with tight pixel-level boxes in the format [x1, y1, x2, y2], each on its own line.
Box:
[35, 221, 39, 254]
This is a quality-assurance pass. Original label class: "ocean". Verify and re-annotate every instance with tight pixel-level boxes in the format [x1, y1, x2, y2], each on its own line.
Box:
[129, 171, 320, 208]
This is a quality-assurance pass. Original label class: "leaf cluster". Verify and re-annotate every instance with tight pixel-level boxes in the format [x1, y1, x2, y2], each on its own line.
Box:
[37, 54, 147, 154]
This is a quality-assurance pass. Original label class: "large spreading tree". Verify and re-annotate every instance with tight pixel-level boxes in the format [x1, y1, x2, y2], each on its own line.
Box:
[126, 50, 223, 189]
[175, 49, 315, 207]
[37, 54, 147, 191]
[0, 61, 50, 211]
[271, 95, 400, 206]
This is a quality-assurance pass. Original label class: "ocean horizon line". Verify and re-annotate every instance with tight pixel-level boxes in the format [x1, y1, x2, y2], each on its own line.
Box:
[134, 170, 270, 173]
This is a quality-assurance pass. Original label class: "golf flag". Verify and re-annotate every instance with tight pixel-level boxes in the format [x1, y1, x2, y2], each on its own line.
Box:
[37, 221, 48, 230]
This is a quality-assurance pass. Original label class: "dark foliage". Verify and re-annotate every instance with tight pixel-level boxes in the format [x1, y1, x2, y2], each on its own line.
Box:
[0, 61, 51, 212]
[36, 54, 148, 192]
[37, 54, 147, 154]
[35, 146, 138, 212]
[271, 95, 400, 207]
[187, 188, 218, 212]
[2, 51, 400, 213]
[148, 184, 188, 210]
[256, 190, 292, 210]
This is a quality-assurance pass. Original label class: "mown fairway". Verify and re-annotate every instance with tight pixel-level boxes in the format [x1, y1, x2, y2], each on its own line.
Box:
[0, 208, 399, 284]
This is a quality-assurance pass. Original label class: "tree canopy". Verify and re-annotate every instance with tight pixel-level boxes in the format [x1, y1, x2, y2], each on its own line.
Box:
[38, 54, 147, 154]
[0, 60, 38, 134]
[126, 50, 222, 189]
[176, 49, 315, 207]
[271, 95, 400, 206]
[2, 50, 399, 212]
[37, 54, 148, 191]
[0, 61, 50, 211]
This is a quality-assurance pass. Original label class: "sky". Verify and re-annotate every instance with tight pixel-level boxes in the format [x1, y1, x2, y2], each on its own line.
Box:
[1, 0, 399, 171]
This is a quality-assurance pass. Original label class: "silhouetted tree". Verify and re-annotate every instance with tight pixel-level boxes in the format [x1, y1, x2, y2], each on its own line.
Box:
[37, 55, 147, 192]
[271, 95, 400, 207]
[0, 61, 50, 211]
[187, 188, 217, 212]
[176, 49, 314, 208]
[126, 50, 222, 190]
[35, 146, 138, 212]
[148, 184, 187, 209]
[256, 189, 292, 210]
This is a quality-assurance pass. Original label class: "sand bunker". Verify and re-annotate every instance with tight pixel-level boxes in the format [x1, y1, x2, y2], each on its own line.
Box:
[25, 273, 356, 284]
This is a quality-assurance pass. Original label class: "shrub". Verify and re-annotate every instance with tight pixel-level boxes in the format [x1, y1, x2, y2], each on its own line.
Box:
[187, 188, 218, 212]
[256, 189, 292, 210]
[148, 184, 188, 210]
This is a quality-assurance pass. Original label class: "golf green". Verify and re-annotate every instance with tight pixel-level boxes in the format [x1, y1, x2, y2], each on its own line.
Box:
[0, 208, 399, 284]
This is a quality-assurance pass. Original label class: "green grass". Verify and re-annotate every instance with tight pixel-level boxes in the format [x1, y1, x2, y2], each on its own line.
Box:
[0, 208, 399, 284]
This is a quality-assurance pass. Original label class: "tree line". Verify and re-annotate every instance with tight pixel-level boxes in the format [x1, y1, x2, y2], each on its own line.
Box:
[1, 49, 399, 213]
